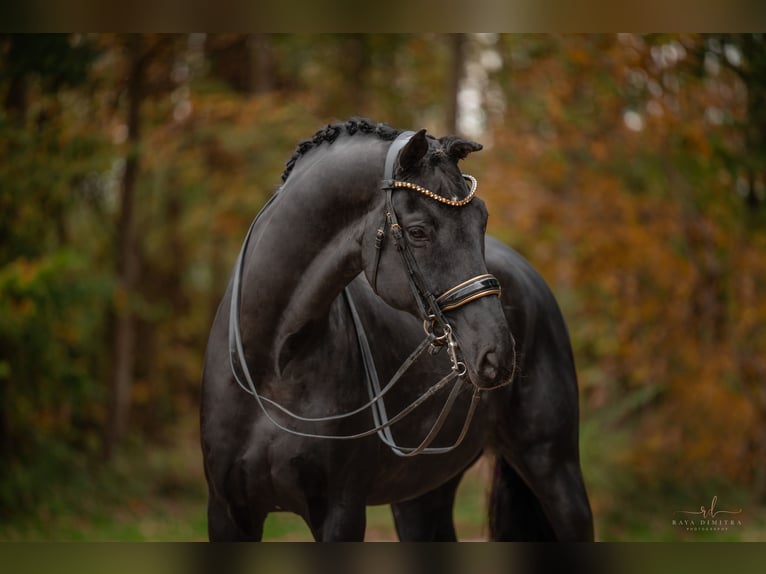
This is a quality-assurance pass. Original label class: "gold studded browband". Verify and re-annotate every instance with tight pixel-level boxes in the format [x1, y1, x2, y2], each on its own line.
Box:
[389, 174, 478, 207]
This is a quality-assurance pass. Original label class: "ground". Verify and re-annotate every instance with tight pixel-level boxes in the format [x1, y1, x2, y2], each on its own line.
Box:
[1, 414, 762, 541]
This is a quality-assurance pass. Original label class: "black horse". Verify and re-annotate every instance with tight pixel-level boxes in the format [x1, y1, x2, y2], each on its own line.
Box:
[201, 118, 593, 541]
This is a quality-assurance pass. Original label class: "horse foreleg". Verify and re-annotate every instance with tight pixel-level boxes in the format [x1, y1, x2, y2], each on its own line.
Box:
[307, 499, 367, 542]
[207, 492, 267, 541]
[488, 455, 556, 540]
[491, 444, 594, 541]
[390, 470, 465, 541]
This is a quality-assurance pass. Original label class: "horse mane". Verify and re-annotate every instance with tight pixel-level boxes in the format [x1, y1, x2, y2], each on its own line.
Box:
[281, 117, 402, 183]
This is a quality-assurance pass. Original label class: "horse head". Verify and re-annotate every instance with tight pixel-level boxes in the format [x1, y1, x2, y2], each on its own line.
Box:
[363, 129, 516, 390]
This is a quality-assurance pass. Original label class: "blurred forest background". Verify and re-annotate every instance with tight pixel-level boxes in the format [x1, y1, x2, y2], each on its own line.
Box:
[1, 33, 765, 541]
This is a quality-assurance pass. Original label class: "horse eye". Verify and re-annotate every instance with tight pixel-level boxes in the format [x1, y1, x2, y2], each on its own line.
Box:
[408, 227, 427, 241]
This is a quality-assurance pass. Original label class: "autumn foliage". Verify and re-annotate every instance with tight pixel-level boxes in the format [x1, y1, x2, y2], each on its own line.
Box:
[1, 34, 764, 531]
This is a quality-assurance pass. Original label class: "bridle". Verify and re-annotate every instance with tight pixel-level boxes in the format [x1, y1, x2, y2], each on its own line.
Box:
[372, 131, 502, 376]
[228, 131, 508, 457]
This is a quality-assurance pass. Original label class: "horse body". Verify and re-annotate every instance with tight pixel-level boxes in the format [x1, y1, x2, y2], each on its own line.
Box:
[200, 120, 593, 541]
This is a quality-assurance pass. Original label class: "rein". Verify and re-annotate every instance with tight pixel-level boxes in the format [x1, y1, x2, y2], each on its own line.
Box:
[228, 131, 504, 456]
[229, 216, 456, 446]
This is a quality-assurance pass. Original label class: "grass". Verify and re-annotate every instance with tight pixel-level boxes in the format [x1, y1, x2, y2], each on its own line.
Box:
[0, 419, 209, 542]
[1, 412, 762, 541]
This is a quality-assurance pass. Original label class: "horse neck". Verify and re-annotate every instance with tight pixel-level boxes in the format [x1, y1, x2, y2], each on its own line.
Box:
[239, 137, 385, 371]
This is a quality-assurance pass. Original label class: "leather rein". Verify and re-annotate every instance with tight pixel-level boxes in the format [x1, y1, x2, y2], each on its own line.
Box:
[228, 131, 503, 456]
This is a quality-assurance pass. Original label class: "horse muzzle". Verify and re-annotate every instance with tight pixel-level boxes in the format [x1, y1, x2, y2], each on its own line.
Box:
[440, 281, 515, 391]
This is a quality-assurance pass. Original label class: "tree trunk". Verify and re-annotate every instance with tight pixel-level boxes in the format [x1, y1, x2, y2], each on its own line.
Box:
[447, 33, 466, 135]
[105, 35, 146, 458]
[3, 74, 26, 120]
[249, 34, 276, 95]
[3, 36, 27, 121]
[343, 34, 370, 115]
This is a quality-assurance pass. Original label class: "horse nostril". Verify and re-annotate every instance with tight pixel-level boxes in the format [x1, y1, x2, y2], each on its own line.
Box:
[480, 350, 499, 381]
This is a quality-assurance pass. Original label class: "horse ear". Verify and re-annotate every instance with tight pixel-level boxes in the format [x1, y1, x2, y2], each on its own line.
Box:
[398, 128, 429, 172]
[441, 136, 483, 162]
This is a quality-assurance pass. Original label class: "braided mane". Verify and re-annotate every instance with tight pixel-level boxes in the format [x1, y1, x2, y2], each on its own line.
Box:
[281, 117, 402, 183]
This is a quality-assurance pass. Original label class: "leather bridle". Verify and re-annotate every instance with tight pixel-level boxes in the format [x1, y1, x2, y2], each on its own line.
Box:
[228, 131, 507, 457]
[371, 130, 502, 375]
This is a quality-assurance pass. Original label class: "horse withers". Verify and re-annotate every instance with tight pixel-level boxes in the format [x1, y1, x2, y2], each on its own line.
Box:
[200, 118, 594, 541]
